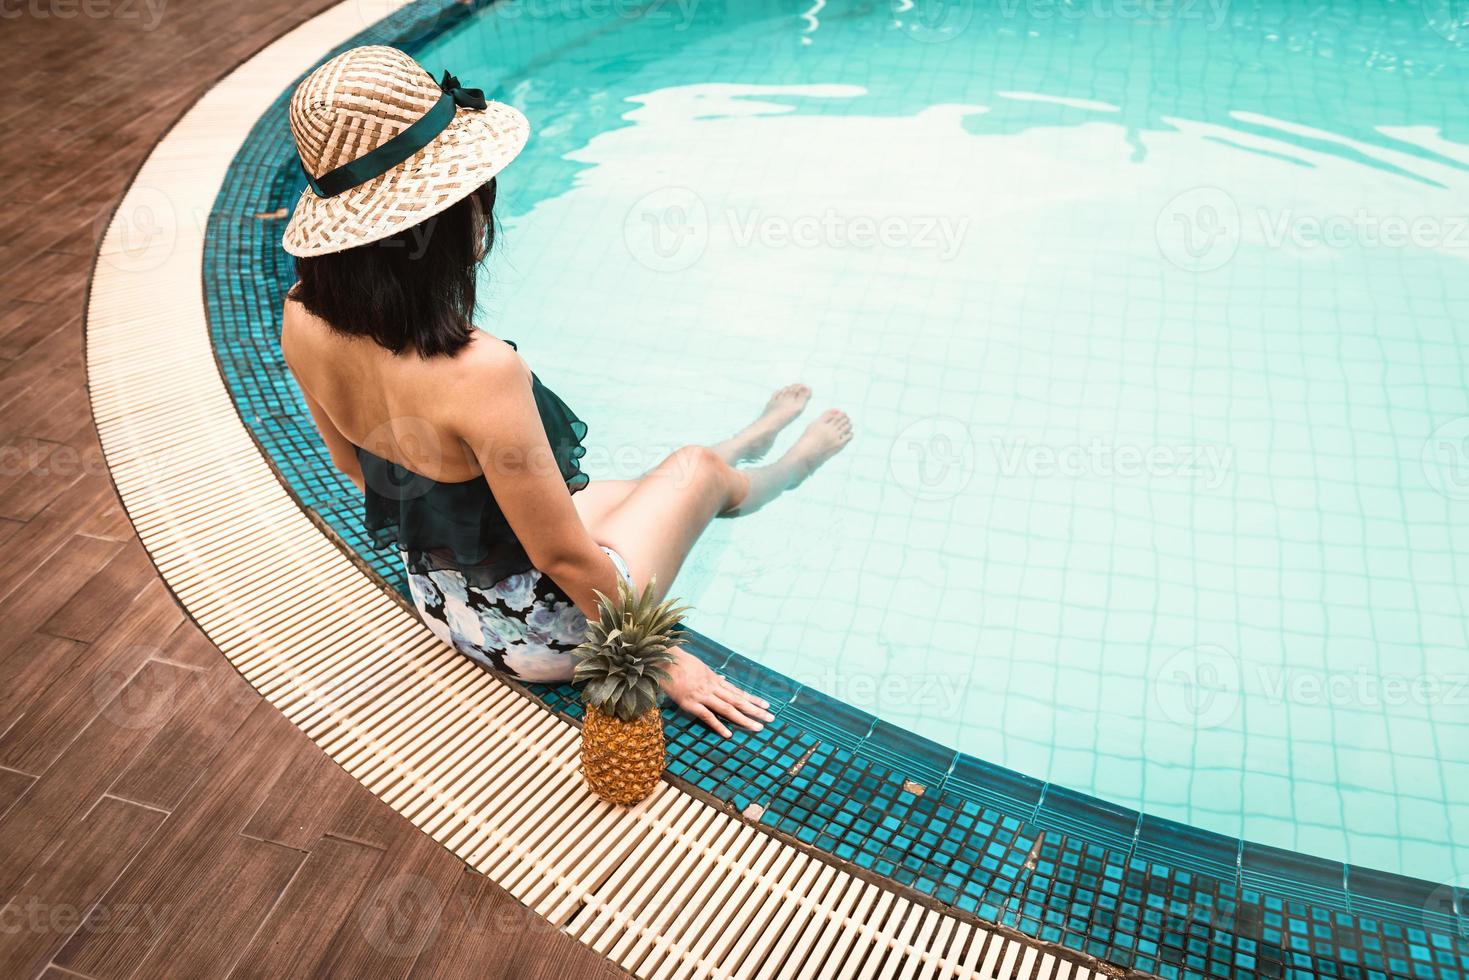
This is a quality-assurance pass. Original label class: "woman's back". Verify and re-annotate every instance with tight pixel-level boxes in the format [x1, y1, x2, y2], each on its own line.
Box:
[277, 44, 803, 727]
[281, 295, 520, 483]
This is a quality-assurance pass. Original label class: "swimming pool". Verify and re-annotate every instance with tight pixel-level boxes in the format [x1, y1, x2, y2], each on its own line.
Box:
[411, 0, 1469, 885]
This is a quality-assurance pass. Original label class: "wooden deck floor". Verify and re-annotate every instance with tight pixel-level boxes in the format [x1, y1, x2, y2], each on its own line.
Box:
[0, 5, 627, 978]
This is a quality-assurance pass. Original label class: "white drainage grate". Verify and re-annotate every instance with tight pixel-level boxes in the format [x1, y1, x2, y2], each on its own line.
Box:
[84, 2, 1126, 977]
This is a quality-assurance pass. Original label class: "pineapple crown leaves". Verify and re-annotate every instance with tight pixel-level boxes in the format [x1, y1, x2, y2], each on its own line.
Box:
[572, 577, 689, 722]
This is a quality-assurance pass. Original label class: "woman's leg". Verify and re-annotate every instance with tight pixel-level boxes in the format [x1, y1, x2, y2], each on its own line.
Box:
[590, 410, 852, 594]
[571, 479, 637, 529]
[709, 383, 811, 464]
[588, 445, 744, 593]
[572, 383, 812, 531]
[584, 412, 850, 736]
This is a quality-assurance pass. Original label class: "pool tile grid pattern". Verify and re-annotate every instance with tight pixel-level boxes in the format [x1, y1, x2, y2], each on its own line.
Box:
[202, 1, 1469, 977]
[408, 0, 1469, 883]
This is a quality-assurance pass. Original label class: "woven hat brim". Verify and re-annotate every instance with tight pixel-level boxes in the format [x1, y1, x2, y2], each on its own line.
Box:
[282, 101, 529, 257]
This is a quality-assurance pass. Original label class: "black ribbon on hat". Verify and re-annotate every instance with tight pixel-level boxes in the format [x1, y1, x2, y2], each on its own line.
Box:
[438, 71, 486, 110]
[301, 69, 488, 199]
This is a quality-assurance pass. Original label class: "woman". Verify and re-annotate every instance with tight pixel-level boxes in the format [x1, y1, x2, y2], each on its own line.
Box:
[279, 46, 851, 737]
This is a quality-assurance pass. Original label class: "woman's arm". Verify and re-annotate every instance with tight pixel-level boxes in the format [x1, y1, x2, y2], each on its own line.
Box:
[299, 386, 365, 493]
[282, 301, 365, 493]
[455, 346, 771, 737]
[452, 343, 622, 619]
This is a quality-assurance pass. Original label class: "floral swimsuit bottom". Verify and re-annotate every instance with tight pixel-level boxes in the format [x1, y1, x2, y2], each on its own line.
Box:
[359, 338, 632, 685]
[403, 546, 634, 683]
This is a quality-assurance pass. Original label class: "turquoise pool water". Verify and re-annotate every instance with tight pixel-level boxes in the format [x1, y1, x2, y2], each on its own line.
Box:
[417, 0, 1469, 883]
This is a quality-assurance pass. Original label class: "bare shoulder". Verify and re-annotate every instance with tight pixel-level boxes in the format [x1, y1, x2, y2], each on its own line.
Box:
[449, 330, 532, 390]
[436, 331, 535, 441]
[279, 291, 325, 364]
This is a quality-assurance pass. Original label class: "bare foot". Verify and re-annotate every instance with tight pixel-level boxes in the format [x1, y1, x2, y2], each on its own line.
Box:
[714, 384, 812, 463]
[783, 409, 853, 484]
[720, 407, 853, 517]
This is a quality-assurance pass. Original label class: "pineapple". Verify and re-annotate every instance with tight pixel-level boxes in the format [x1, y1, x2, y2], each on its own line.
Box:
[573, 577, 687, 805]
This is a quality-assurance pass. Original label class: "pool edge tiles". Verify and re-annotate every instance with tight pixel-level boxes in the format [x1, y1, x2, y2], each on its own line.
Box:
[201, 1, 1469, 977]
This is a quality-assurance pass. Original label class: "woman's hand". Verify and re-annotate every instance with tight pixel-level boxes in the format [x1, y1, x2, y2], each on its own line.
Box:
[661, 648, 775, 738]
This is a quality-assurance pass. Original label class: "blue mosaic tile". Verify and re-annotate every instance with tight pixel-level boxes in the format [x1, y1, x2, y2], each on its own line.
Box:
[779, 685, 876, 748]
[196, 1, 1469, 977]
[1037, 784, 1143, 857]
[1242, 841, 1350, 913]
[863, 720, 958, 791]
[1136, 814, 1243, 888]
[947, 752, 1046, 818]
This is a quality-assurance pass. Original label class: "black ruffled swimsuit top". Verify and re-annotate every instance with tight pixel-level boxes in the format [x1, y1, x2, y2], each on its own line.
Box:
[356, 340, 588, 587]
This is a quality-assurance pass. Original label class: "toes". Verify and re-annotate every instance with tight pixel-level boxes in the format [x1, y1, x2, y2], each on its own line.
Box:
[824, 410, 853, 440]
[805, 409, 853, 447]
[768, 384, 811, 414]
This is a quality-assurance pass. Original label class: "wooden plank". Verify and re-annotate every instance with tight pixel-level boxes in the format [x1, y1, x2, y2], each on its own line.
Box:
[0, 299, 71, 361]
[0, 250, 87, 307]
[406, 869, 524, 979]
[154, 622, 226, 671]
[0, 363, 90, 443]
[411, 867, 633, 980]
[227, 835, 386, 978]
[0, 634, 86, 738]
[50, 705, 312, 979]
[318, 777, 421, 852]
[0, 533, 123, 658]
[0, 516, 24, 548]
[0, 322, 80, 415]
[41, 539, 159, 644]
[0, 437, 86, 522]
[36, 965, 99, 980]
[309, 810, 469, 977]
[68, 831, 304, 979]
[105, 660, 259, 811]
[0, 580, 184, 775]
[508, 938, 633, 980]
[0, 476, 113, 604]
[0, 300, 47, 359]
[0, 795, 166, 979]
[74, 499, 135, 543]
[0, 659, 194, 901]
[0, 765, 35, 821]
[240, 741, 390, 851]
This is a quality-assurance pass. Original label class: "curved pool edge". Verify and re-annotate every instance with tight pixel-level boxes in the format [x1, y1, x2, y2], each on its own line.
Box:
[83, 0, 1123, 978]
[104, 0, 1469, 976]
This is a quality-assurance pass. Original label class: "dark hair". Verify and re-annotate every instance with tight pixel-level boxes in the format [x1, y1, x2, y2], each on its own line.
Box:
[292, 180, 497, 358]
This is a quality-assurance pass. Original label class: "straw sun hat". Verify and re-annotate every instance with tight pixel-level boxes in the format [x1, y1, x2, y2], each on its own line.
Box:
[282, 45, 529, 257]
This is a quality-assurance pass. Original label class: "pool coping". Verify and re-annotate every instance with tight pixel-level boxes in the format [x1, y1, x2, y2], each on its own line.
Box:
[100, 0, 1469, 976]
[83, 0, 1124, 977]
